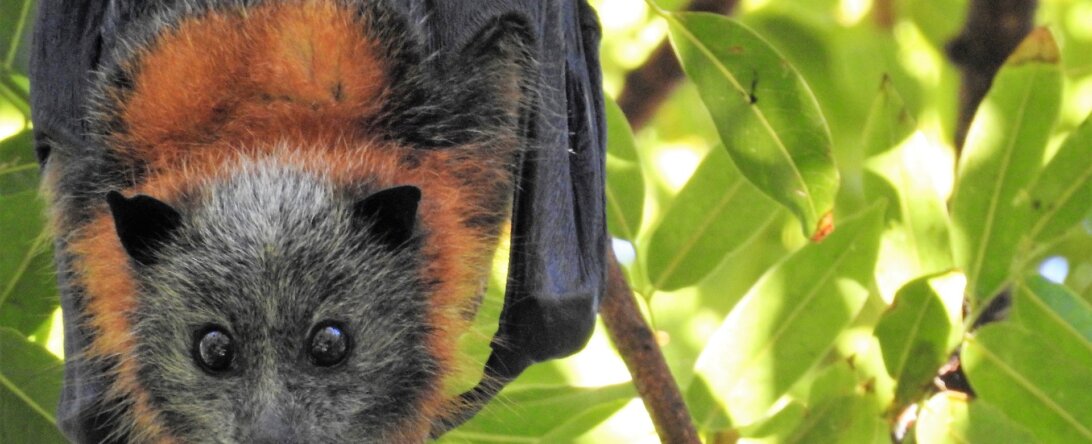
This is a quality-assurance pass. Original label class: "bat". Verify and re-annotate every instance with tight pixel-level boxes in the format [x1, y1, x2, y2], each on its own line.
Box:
[29, 0, 606, 441]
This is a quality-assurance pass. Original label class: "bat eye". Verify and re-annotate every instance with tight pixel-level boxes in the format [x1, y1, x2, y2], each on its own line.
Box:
[194, 326, 235, 374]
[309, 321, 350, 367]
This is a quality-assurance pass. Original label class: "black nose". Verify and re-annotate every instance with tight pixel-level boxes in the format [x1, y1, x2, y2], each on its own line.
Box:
[250, 409, 303, 444]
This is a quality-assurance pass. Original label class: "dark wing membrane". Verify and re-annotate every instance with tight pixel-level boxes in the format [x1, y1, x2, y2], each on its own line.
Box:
[412, 0, 605, 378]
[491, 0, 606, 377]
[30, 1, 134, 442]
[29, 0, 110, 164]
[413, 0, 606, 432]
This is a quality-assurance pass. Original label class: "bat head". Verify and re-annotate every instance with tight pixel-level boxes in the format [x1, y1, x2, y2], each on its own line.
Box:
[76, 2, 537, 440]
[107, 160, 438, 442]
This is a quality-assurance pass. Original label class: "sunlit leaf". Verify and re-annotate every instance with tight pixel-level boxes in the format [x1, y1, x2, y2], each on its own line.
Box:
[862, 82, 953, 298]
[800, 359, 858, 406]
[861, 77, 917, 159]
[962, 278, 1092, 443]
[950, 28, 1063, 306]
[441, 383, 636, 442]
[665, 12, 839, 240]
[914, 392, 1037, 444]
[644, 147, 780, 291]
[736, 401, 806, 442]
[605, 97, 644, 242]
[904, 0, 969, 51]
[687, 203, 884, 427]
[1024, 112, 1092, 244]
[539, 399, 631, 442]
[873, 273, 961, 415]
[0, 328, 66, 443]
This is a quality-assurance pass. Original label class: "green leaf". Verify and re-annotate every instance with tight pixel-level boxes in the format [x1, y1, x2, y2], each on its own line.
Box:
[784, 395, 886, 444]
[0, 239, 57, 336]
[1, 0, 35, 71]
[802, 360, 858, 406]
[862, 82, 953, 298]
[538, 399, 631, 442]
[442, 383, 636, 442]
[873, 273, 962, 415]
[914, 392, 1037, 444]
[687, 203, 884, 427]
[0, 328, 66, 443]
[962, 278, 1092, 443]
[904, 0, 969, 51]
[736, 401, 806, 441]
[950, 28, 1063, 306]
[644, 147, 780, 291]
[1024, 112, 1092, 244]
[0, 190, 58, 336]
[861, 77, 917, 159]
[604, 96, 644, 242]
[0, 129, 39, 196]
[665, 12, 839, 240]
[1011, 277, 1092, 361]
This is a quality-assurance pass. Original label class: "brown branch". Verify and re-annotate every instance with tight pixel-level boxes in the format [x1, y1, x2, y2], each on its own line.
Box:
[616, 0, 739, 130]
[603, 4, 742, 441]
[600, 252, 700, 444]
[872, 0, 895, 30]
[945, 0, 1038, 151]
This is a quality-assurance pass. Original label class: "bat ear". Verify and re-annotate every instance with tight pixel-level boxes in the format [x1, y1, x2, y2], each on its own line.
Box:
[353, 185, 421, 249]
[106, 191, 182, 266]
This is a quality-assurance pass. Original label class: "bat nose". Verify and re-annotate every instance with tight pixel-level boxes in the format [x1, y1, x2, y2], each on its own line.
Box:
[250, 407, 304, 444]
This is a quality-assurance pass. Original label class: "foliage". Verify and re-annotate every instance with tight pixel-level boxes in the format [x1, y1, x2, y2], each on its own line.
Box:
[2, 0, 1091, 442]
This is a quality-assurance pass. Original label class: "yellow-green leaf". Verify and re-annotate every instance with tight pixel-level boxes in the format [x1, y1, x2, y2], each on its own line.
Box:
[914, 392, 1037, 444]
[962, 278, 1092, 443]
[1025, 112, 1092, 244]
[950, 28, 1063, 306]
[442, 383, 636, 442]
[0, 328, 66, 443]
[687, 203, 884, 427]
[665, 12, 839, 240]
[873, 273, 962, 415]
[604, 97, 644, 242]
[644, 147, 780, 291]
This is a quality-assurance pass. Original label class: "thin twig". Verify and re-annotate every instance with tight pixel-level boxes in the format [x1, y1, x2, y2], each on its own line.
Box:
[600, 252, 700, 444]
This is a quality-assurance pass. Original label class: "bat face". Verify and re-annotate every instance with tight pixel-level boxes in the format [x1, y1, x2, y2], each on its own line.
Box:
[113, 160, 438, 442]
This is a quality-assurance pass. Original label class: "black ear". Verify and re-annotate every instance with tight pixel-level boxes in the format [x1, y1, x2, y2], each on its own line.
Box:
[106, 191, 182, 266]
[353, 186, 421, 249]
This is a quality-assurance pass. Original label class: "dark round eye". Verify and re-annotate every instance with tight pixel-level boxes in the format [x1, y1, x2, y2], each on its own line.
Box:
[194, 326, 234, 373]
[309, 322, 350, 367]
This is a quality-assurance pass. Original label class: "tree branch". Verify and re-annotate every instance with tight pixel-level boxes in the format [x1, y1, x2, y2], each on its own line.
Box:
[604, 4, 743, 441]
[946, 0, 1038, 151]
[616, 0, 739, 130]
[600, 252, 700, 444]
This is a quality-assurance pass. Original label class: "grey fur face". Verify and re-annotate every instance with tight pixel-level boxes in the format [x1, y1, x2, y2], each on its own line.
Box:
[122, 159, 436, 442]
